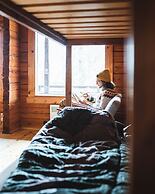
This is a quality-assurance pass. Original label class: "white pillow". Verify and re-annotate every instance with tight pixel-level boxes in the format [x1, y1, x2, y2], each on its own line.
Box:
[104, 94, 122, 118]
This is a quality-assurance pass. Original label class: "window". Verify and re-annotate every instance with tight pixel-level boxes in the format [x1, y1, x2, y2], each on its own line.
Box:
[72, 45, 105, 96]
[35, 32, 66, 96]
[28, 30, 113, 105]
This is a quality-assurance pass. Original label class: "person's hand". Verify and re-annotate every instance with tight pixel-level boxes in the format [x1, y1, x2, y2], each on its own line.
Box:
[82, 92, 89, 98]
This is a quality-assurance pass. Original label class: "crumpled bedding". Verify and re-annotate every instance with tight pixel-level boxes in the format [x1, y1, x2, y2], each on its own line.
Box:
[0, 107, 130, 194]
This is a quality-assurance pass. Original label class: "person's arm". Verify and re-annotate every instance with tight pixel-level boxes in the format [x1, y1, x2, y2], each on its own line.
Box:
[104, 94, 122, 118]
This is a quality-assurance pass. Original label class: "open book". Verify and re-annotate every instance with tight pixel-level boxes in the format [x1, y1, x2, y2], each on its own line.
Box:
[72, 93, 82, 104]
[72, 93, 100, 111]
[72, 93, 93, 105]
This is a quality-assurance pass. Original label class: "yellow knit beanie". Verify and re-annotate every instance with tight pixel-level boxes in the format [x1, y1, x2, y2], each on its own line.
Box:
[97, 69, 111, 82]
[97, 69, 115, 87]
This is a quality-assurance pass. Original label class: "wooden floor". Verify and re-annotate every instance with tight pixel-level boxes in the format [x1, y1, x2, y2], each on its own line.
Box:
[0, 129, 38, 174]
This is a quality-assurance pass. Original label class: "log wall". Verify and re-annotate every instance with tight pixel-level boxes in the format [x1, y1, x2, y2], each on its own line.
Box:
[0, 18, 20, 132]
[19, 26, 126, 130]
[0, 19, 126, 131]
[113, 44, 126, 123]
[19, 26, 50, 130]
[9, 20, 20, 132]
[0, 16, 4, 131]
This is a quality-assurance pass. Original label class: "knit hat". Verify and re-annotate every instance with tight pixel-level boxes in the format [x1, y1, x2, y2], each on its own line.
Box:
[97, 69, 115, 87]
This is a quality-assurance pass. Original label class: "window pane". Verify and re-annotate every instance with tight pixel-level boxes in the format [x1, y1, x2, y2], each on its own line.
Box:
[72, 45, 105, 96]
[48, 39, 66, 96]
[35, 32, 66, 96]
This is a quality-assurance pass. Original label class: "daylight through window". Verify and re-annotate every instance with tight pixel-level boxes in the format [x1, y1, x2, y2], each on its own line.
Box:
[35, 32, 66, 96]
[72, 45, 105, 97]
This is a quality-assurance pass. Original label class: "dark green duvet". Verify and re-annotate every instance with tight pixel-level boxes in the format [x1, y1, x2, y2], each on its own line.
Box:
[0, 107, 130, 194]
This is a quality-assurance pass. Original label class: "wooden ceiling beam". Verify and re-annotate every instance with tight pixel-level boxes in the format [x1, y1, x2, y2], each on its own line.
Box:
[62, 30, 129, 35]
[12, 0, 130, 6]
[23, 2, 130, 13]
[57, 26, 130, 32]
[0, 0, 67, 45]
[34, 9, 130, 19]
[68, 38, 124, 45]
[40, 14, 130, 21]
[54, 25, 130, 29]
[32, 7, 130, 14]
[49, 21, 131, 28]
[65, 35, 128, 39]
[41, 16, 130, 24]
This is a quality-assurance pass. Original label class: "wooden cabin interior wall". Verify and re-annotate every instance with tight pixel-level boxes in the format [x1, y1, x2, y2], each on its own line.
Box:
[21, 28, 126, 130]
[0, 17, 20, 133]
[113, 43, 126, 123]
[0, 16, 3, 131]
[9, 20, 20, 132]
[19, 26, 51, 130]
[0, 16, 126, 132]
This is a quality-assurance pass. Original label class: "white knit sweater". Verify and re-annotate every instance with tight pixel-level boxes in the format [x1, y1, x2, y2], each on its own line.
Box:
[94, 87, 117, 109]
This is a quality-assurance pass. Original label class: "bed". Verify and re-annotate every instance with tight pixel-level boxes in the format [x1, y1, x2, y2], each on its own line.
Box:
[0, 107, 130, 194]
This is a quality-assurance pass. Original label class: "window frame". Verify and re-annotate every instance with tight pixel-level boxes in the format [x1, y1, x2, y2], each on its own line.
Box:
[27, 30, 114, 104]
[27, 30, 64, 104]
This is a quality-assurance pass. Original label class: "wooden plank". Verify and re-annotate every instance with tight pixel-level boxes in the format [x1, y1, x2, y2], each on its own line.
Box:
[20, 107, 50, 114]
[0, 0, 67, 45]
[49, 21, 131, 28]
[2, 17, 10, 133]
[42, 16, 130, 24]
[23, 2, 130, 13]
[57, 26, 130, 32]
[10, 39, 19, 48]
[68, 38, 124, 45]
[10, 30, 19, 40]
[19, 25, 28, 42]
[34, 9, 130, 19]
[114, 50, 124, 58]
[113, 44, 123, 51]
[9, 56, 19, 67]
[11, 0, 130, 6]
[21, 113, 49, 120]
[0, 16, 4, 115]
[113, 74, 124, 88]
[64, 34, 128, 39]
[26, 96, 64, 104]
[28, 30, 35, 97]
[114, 62, 124, 74]
[105, 45, 114, 80]
[132, 0, 155, 193]
[20, 52, 28, 63]
[20, 103, 49, 108]
[63, 30, 129, 35]
[20, 119, 45, 130]
[19, 43, 28, 52]
[9, 45, 19, 56]
[9, 20, 20, 132]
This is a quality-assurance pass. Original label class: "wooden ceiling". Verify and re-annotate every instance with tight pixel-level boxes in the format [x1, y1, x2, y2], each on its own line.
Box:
[9, 0, 131, 41]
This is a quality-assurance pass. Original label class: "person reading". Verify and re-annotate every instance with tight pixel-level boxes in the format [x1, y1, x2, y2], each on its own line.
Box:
[59, 69, 122, 118]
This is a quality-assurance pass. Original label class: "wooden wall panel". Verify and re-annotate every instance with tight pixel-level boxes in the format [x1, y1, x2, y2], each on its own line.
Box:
[19, 26, 51, 130]
[18, 25, 126, 130]
[0, 16, 4, 131]
[113, 43, 126, 123]
[0, 18, 21, 133]
[132, 0, 155, 193]
[9, 20, 20, 132]
[2, 17, 10, 133]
